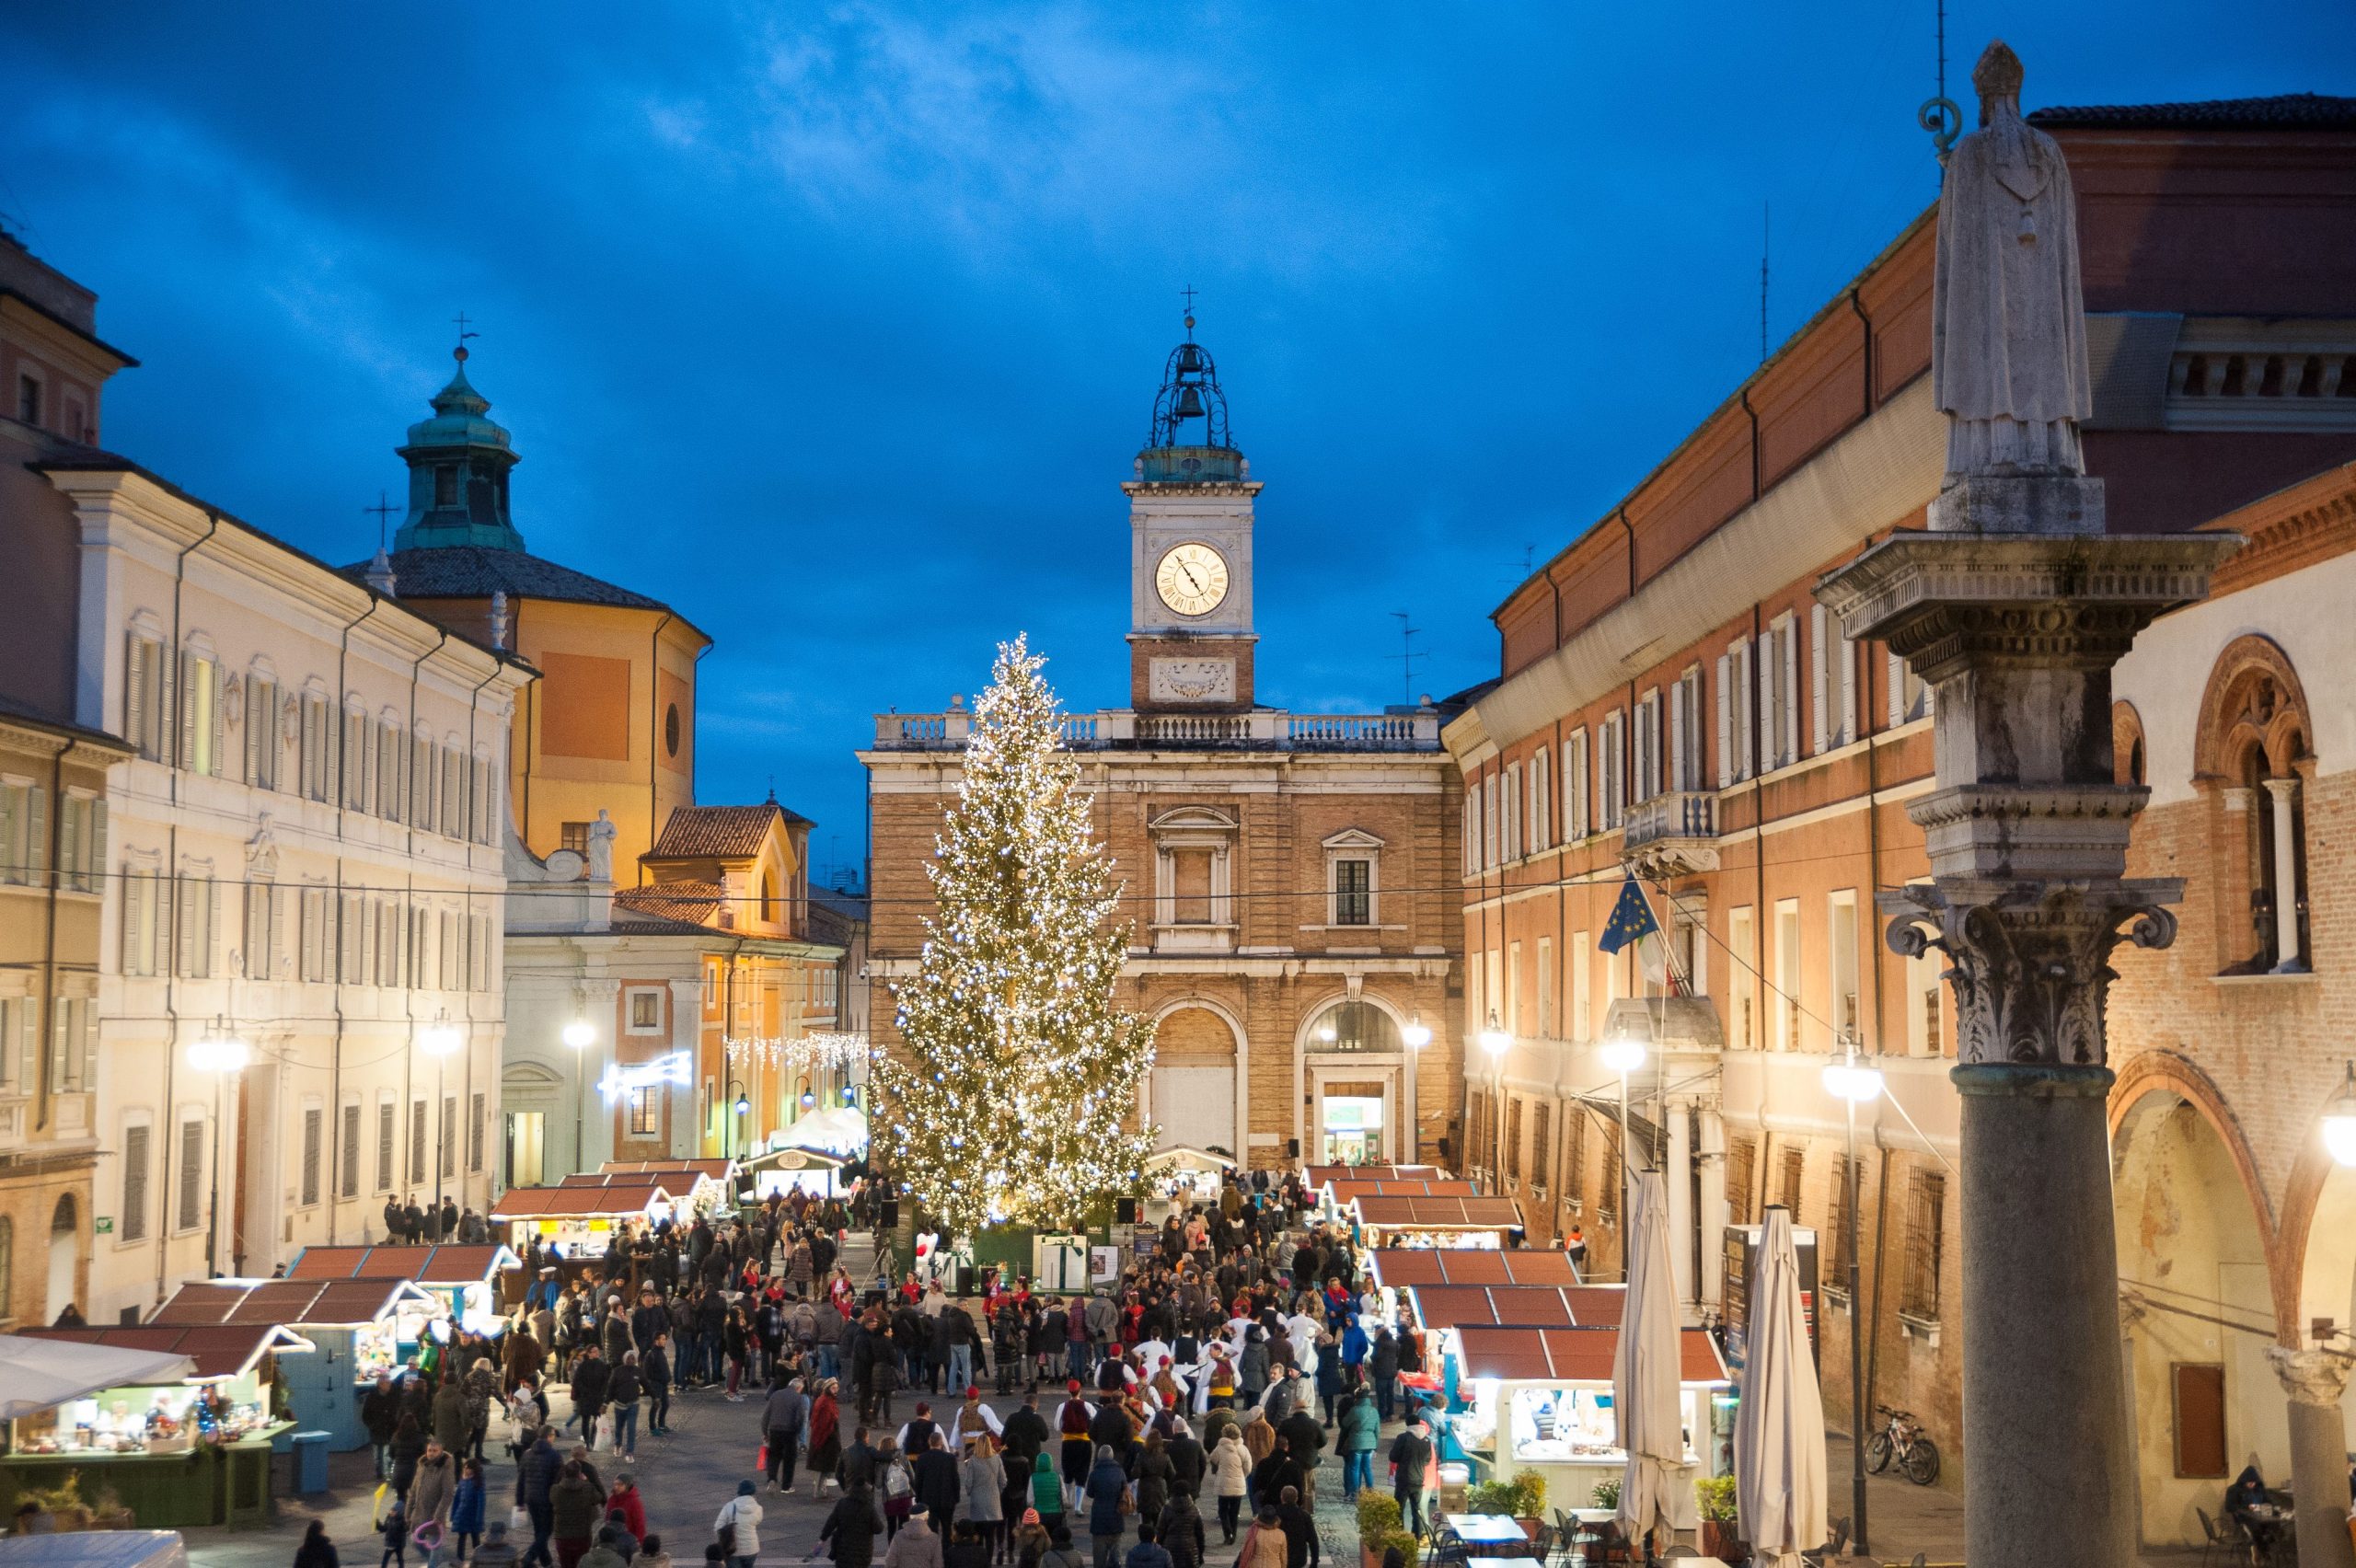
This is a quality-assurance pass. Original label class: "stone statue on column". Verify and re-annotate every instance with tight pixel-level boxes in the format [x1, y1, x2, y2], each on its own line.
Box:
[1933, 41, 2092, 484]
[1815, 40, 2240, 1568]
[586, 808, 617, 883]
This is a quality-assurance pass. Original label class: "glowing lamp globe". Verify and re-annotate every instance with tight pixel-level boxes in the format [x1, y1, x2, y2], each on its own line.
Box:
[421, 1024, 463, 1057]
[1477, 1013, 1510, 1057]
[188, 1032, 251, 1074]
[1822, 1058, 1886, 1104]
[1600, 1033, 1646, 1076]
[562, 1020, 595, 1050]
[1401, 1016, 1433, 1050]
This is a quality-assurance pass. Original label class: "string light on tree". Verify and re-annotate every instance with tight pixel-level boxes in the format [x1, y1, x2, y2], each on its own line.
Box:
[873, 634, 1158, 1237]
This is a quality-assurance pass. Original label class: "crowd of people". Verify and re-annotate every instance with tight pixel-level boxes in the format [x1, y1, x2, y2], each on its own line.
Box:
[309, 1172, 1451, 1568]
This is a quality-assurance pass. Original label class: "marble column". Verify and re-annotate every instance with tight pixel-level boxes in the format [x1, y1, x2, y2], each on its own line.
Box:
[2263, 777, 2303, 969]
[1666, 1101, 1694, 1309]
[1817, 455, 2235, 1568]
[2267, 1347, 2356, 1568]
[1696, 1108, 1727, 1309]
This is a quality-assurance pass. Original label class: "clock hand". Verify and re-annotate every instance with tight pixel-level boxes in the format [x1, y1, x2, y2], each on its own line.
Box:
[1181, 563, 1206, 594]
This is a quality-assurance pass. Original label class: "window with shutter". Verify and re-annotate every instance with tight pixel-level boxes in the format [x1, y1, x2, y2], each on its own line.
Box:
[376, 1101, 395, 1191]
[469, 1091, 486, 1171]
[410, 1100, 427, 1182]
[121, 1123, 151, 1241]
[177, 1116, 205, 1231]
[1811, 604, 1831, 755]
[377, 722, 402, 820]
[1565, 731, 1588, 839]
[341, 1102, 362, 1197]
[412, 737, 434, 829]
[1501, 767, 1520, 861]
[442, 748, 463, 836]
[1530, 747, 1550, 852]
[442, 1095, 456, 1176]
[247, 677, 276, 788]
[302, 1107, 323, 1205]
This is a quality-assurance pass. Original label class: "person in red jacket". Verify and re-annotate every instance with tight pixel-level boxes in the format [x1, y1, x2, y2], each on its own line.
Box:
[605, 1473, 647, 1542]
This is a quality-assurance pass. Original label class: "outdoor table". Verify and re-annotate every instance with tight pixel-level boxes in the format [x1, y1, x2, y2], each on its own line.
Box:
[1445, 1516, 1530, 1546]
[1569, 1510, 1616, 1525]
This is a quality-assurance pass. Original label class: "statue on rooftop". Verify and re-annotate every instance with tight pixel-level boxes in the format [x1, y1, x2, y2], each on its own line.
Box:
[1932, 40, 2092, 483]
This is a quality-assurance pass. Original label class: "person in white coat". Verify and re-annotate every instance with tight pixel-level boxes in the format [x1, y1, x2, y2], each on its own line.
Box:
[714, 1480, 762, 1568]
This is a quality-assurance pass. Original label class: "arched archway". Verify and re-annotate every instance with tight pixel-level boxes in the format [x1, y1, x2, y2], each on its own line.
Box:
[2111, 1069, 2285, 1548]
[45, 1193, 79, 1323]
[2193, 637, 2314, 973]
[1148, 1000, 1243, 1161]
[1295, 989, 1416, 1166]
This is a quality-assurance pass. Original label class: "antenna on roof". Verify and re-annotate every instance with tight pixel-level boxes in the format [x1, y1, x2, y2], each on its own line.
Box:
[1391, 611, 1426, 709]
[1760, 202, 1771, 363]
[1919, 0, 1962, 163]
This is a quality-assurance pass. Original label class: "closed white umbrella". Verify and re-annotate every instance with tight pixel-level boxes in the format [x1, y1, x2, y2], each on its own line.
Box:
[1735, 1207, 1828, 1568]
[1615, 1169, 1697, 1550]
[0, 1334, 196, 1420]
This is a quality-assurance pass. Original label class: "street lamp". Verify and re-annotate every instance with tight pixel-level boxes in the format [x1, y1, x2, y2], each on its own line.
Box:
[1402, 1015, 1431, 1163]
[727, 1080, 750, 1160]
[1823, 1038, 1885, 1559]
[422, 1014, 462, 1217]
[186, 1021, 251, 1278]
[1600, 1025, 1646, 1276]
[2323, 1061, 2356, 1167]
[563, 1018, 595, 1177]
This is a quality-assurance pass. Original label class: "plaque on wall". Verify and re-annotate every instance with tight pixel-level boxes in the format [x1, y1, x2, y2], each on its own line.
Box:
[1149, 658, 1236, 703]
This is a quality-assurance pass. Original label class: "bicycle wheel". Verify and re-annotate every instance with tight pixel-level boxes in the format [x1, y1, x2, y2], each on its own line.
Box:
[1902, 1436, 1941, 1486]
[1865, 1432, 1893, 1474]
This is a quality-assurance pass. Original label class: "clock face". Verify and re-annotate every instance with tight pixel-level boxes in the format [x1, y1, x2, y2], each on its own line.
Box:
[1155, 542, 1230, 617]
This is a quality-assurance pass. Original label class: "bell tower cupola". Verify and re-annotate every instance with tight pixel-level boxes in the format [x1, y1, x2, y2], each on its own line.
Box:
[394, 340, 525, 552]
[1126, 305, 1261, 711]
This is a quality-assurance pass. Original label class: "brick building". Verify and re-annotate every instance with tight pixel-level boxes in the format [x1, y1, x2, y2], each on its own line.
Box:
[1442, 89, 2356, 1535]
[863, 322, 1466, 1173]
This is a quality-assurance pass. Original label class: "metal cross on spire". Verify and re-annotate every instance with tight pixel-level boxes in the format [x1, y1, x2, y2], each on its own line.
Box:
[452, 311, 479, 362]
[1181, 284, 1198, 335]
[364, 490, 398, 549]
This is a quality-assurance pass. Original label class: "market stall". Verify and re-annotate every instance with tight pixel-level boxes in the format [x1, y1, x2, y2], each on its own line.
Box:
[1447, 1323, 1730, 1504]
[490, 1180, 676, 1253]
[736, 1144, 849, 1201]
[1144, 1146, 1235, 1217]
[596, 1159, 735, 1213]
[287, 1242, 525, 1332]
[1364, 1246, 1587, 1338]
[1322, 1176, 1477, 1221]
[774, 1106, 867, 1158]
[1302, 1162, 1447, 1192]
[146, 1279, 439, 1454]
[1, 1324, 314, 1528]
[1349, 1193, 1526, 1250]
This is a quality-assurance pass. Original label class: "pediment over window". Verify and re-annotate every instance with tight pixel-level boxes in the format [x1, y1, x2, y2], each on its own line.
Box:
[1322, 827, 1384, 851]
[1149, 805, 1237, 833]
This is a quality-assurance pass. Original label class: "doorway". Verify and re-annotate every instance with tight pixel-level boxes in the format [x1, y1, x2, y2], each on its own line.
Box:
[506, 1112, 546, 1188]
[1320, 1093, 1385, 1165]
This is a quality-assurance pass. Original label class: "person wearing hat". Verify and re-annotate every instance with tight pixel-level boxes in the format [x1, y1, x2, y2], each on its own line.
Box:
[948, 1387, 1004, 1450]
[819, 1477, 884, 1568]
[1056, 1383, 1094, 1512]
[471, 1520, 521, 1568]
[712, 1481, 761, 1568]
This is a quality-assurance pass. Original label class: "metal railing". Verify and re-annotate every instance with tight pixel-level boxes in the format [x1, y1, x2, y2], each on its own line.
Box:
[871, 706, 1441, 753]
[1622, 789, 1718, 849]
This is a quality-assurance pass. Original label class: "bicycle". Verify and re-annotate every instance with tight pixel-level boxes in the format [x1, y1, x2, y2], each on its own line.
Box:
[1865, 1404, 1941, 1486]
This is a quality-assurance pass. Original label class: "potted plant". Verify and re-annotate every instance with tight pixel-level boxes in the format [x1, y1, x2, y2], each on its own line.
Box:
[1694, 1476, 1743, 1562]
[1357, 1489, 1423, 1568]
[1590, 1477, 1621, 1512]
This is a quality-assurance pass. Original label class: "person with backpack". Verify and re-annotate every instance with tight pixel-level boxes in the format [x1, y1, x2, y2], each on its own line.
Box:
[879, 1440, 917, 1541]
[711, 1481, 761, 1568]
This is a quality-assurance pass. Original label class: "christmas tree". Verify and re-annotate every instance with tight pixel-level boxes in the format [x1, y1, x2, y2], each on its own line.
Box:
[875, 634, 1157, 1237]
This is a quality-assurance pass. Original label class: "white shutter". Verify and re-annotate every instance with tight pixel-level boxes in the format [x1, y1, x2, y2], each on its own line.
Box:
[1715, 655, 1733, 788]
[27, 787, 48, 881]
[1839, 628, 1857, 744]
[125, 636, 148, 755]
[1811, 605, 1830, 755]
[122, 872, 144, 975]
[178, 652, 198, 770]
[1669, 682, 1686, 793]
[209, 663, 225, 776]
[1782, 625, 1800, 766]
[1888, 649, 1904, 727]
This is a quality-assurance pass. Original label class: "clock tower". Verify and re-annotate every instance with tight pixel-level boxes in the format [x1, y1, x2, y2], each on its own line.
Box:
[1127, 314, 1259, 711]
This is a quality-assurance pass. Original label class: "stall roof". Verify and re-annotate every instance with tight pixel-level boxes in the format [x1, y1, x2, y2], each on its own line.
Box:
[288, 1243, 521, 1286]
[1304, 1164, 1447, 1188]
[22, 1325, 317, 1381]
[600, 1159, 732, 1180]
[0, 1336, 196, 1420]
[1453, 1324, 1727, 1384]
[1350, 1194, 1525, 1229]
[491, 1182, 672, 1220]
[1369, 1248, 1584, 1289]
[1326, 1178, 1479, 1205]
[1405, 1284, 1627, 1332]
[148, 1278, 435, 1329]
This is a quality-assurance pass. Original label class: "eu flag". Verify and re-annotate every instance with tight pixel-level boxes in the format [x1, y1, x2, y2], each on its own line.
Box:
[1598, 873, 1660, 955]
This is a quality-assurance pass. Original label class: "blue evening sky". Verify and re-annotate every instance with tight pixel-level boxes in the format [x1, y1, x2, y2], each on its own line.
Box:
[4, 5, 2346, 882]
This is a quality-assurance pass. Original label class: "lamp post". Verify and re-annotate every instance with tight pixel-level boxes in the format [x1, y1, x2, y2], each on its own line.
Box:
[1402, 1014, 1432, 1163]
[186, 1021, 251, 1278]
[1599, 1027, 1646, 1279]
[728, 1080, 750, 1161]
[1823, 1039, 1886, 1561]
[422, 1014, 463, 1216]
[563, 1018, 595, 1177]
[1477, 1011, 1509, 1191]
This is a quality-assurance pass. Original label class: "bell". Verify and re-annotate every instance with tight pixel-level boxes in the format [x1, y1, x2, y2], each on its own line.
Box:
[1173, 385, 1207, 420]
[1176, 343, 1204, 373]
